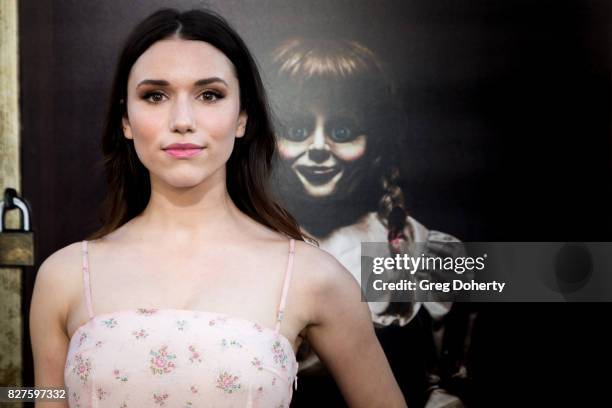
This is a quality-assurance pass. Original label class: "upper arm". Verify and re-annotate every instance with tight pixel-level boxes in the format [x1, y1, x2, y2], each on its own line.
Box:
[302, 249, 407, 408]
[30, 244, 78, 407]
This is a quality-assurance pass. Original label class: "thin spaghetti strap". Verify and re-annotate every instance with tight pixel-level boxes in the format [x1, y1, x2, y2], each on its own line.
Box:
[81, 240, 94, 319]
[275, 238, 296, 333]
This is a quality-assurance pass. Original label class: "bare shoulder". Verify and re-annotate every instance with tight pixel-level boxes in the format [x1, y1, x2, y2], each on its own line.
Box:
[32, 241, 84, 329]
[292, 239, 363, 325]
[37, 241, 83, 286]
[293, 239, 353, 286]
[30, 241, 85, 389]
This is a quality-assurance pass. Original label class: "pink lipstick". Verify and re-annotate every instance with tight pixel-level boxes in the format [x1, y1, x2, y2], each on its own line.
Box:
[163, 143, 204, 158]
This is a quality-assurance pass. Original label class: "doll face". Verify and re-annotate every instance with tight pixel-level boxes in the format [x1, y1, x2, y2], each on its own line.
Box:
[122, 38, 247, 190]
[277, 107, 367, 197]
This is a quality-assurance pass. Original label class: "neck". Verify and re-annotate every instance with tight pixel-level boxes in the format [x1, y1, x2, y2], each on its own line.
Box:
[129, 169, 245, 244]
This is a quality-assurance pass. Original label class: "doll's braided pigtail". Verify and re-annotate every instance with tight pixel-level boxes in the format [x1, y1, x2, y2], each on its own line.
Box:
[377, 167, 415, 318]
[377, 166, 414, 249]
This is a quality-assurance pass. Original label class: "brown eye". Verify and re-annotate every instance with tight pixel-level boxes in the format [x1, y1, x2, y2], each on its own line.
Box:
[200, 90, 223, 102]
[142, 91, 166, 104]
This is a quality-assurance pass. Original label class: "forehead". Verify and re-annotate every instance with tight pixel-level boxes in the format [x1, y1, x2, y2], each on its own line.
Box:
[128, 38, 237, 86]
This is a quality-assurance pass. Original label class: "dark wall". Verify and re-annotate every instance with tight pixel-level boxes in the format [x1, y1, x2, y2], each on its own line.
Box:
[19, 0, 611, 405]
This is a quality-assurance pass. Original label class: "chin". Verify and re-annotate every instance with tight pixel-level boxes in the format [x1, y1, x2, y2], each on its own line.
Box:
[161, 173, 210, 189]
[303, 185, 339, 198]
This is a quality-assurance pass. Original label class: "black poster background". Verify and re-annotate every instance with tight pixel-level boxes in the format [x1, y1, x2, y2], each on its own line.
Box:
[18, 0, 611, 406]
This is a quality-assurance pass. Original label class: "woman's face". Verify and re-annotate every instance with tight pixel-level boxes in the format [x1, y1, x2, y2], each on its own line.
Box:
[122, 38, 247, 189]
[277, 106, 367, 197]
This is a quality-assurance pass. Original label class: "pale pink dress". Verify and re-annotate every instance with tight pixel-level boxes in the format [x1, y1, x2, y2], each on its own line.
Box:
[64, 239, 298, 407]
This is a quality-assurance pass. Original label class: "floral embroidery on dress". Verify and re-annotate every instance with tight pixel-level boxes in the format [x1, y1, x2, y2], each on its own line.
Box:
[176, 320, 188, 331]
[272, 341, 288, 369]
[251, 357, 264, 371]
[137, 308, 158, 315]
[113, 368, 128, 382]
[208, 316, 228, 326]
[96, 386, 108, 400]
[183, 402, 193, 408]
[153, 392, 169, 406]
[150, 345, 176, 375]
[253, 323, 264, 332]
[188, 345, 202, 363]
[190, 385, 198, 394]
[119, 403, 128, 408]
[216, 371, 241, 394]
[78, 331, 88, 347]
[132, 328, 149, 340]
[101, 317, 118, 328]
[95, 340, 104, 348]
[71, 391, 81, 408]
[72, 353, 91, 384]
[220, 338, 243, 348]
[250, 386, 266, 405]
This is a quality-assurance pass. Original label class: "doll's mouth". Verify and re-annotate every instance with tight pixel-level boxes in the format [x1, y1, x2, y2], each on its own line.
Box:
[295, 165, 341, 185]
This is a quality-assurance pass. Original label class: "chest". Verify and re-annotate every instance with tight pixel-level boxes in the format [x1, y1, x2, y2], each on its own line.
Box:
[88, 246, 287, 310]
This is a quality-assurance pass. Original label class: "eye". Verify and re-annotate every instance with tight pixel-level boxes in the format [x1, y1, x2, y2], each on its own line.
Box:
[330, 125, 354, 143]
[142, 91, 167, 104]
[283, 117, 313, 142]
[326, 117, 361, 143]
[286, 126, 311, 142]
[199, 90, 223, 102]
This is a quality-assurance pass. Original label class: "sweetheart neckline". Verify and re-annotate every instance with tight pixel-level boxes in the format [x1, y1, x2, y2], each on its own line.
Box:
[68, 308, 298, 362]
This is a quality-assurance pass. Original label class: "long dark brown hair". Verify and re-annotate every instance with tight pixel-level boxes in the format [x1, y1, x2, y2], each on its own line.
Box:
[88, 8, 311, 243]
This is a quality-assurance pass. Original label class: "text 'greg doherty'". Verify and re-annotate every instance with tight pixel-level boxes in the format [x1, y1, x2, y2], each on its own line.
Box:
[372, 279, 506, 293]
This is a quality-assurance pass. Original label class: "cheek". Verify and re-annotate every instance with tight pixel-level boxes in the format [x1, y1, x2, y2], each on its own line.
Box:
[200, 105, 239, 141]
[128, 110, 166, 163]
[129, 107, 166, 142]
[199, 106, 241, 163]
[332, 135, 367, 161]
[277, 139, 308, 160]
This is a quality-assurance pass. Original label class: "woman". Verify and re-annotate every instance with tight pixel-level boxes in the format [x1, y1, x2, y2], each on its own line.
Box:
[269, 38, 468, 407]
[29, 9, 406, 408]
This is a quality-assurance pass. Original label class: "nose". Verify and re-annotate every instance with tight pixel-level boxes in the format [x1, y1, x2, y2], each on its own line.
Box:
[308, 148, 331, 163]
[311, 117, 327, 149]
[307, 115, 331, 163]
[170, 94, 196, 134]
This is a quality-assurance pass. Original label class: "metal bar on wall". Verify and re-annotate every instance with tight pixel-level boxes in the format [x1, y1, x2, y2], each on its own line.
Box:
[0, 1, 24, 407]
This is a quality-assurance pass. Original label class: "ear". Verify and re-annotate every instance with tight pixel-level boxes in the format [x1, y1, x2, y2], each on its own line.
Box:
[122, 115, 133, 139]
[236, 111, 248, 138]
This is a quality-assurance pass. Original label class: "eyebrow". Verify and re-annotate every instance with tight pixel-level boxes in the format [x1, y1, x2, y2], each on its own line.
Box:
[136, 77, 229, 88]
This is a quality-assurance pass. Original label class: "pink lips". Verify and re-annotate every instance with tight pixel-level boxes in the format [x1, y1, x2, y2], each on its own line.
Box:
[163, 143, 204, 158]
[165, 149, 202, 158]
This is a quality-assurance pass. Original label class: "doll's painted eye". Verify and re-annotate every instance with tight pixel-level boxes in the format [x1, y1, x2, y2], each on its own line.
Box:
[328, 116, 362, 143]
[330, 126, 353, 143]
[284, 119, 312, 142]
[287, 127, 310, 141]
